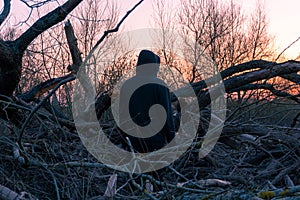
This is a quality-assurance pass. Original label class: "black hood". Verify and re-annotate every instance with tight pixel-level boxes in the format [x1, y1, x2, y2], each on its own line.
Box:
[136, 50, 160, 76]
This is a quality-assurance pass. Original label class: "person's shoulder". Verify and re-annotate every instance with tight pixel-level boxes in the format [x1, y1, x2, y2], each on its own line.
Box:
[153, 77, 168, 87]
[121, 76, 136, 87]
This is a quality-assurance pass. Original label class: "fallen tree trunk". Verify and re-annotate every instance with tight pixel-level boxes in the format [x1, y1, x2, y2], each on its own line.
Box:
[94, 60, 300, 118]
[22, 59, 298, 120]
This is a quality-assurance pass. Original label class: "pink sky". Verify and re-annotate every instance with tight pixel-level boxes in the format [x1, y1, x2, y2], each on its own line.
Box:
[123, 0, 300, 59]
[264, 0, 300, 59]
[1, 0, 300, 59]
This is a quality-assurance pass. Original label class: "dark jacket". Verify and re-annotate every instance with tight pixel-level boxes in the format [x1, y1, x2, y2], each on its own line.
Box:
[119, 50, 175, 153]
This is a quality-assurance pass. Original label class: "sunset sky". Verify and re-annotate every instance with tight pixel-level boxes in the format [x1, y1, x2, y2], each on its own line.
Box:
[123, 0, 300, 59]
[2, 0, 300, 59]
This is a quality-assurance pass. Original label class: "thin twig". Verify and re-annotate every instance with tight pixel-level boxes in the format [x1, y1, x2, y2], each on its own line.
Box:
[129, 173, 159, 200]
[92, 0, 144, 52]
[275, 35, 300, 61]
[83, 0, 144, 66]
[45, 167, 61, 200]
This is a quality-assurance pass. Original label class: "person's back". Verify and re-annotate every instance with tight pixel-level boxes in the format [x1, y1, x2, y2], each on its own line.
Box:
[118, 50, 175, 153]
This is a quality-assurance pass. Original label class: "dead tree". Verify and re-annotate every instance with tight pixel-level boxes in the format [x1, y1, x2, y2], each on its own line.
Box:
[0, 0, 82, 97]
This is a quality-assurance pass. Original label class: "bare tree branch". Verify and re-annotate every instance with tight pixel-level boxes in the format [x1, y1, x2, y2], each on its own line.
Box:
[19, 20, 82, 103]
[89, 0, 144, 54]
[195, 60, 300, 107]
[96, 60, 300, 117]
[18, 73, 74, 102]
[224, 61, 300, 92]
[0, 0, 11, 26]
[64, 20, 82, 73]
[192, 60, 300, 93]
[229, 83, 300, 103]
[20, 0, 54, 9]
[15, 0, 83, 53]
[275, 35, 300, 61]
[189, 60, 276, 96]
[18, 76, 75, 145]
[19, 0, 145, 103]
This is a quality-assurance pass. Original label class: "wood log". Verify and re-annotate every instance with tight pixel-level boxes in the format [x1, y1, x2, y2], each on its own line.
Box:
[95, 60, 300, 118]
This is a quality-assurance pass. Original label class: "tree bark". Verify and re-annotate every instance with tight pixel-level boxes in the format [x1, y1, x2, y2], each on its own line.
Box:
[0, 40, 22, 96]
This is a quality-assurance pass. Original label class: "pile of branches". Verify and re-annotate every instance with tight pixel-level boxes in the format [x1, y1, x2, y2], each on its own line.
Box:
[0, 97, 299, 199]
[0, 16, 299, 200]
[1, 0, 298, 198]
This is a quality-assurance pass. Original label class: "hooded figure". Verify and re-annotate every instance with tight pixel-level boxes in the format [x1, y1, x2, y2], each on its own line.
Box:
[118, 50, 175, 153]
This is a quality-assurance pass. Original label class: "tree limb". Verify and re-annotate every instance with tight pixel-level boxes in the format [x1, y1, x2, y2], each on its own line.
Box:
[224, 61, 300, 92]
[191, 60, 300, 95]
[88, 0, 144, 55]
[20, 1, 145, 103]
[19, 20, 82, 103]
[229, 83, 300, 103]
[95, 60, 300, 117]
[194, 61, 300, 107]
[15, 0, 82, 53]
[0, 0, 11, 26]
[18, 76, 75, 145]
[18, 73, 74, 102]
[64, 20, 82, 73]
